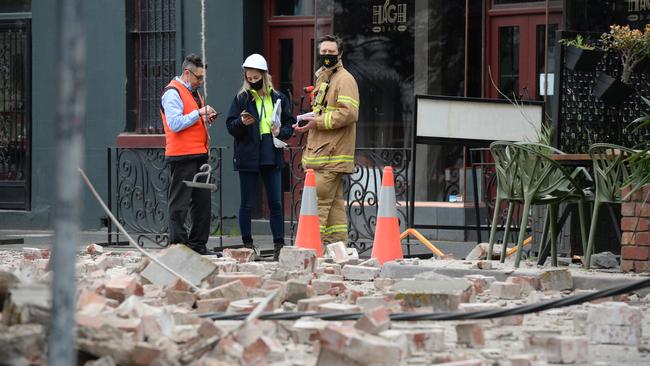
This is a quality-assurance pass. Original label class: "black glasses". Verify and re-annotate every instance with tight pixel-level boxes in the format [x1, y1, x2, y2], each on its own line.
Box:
[186, 68, 204, 81]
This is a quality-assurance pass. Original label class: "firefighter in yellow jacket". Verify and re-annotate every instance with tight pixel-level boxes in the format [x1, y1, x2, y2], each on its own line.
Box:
[294, 35, 359, 245]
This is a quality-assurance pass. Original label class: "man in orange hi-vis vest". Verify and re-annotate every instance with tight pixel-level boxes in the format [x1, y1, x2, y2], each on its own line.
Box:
[160, 53, 218, 254]
[294, 35, 359, 245]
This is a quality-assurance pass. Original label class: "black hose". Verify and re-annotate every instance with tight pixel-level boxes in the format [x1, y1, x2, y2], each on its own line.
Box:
[198, 277, 650, 322]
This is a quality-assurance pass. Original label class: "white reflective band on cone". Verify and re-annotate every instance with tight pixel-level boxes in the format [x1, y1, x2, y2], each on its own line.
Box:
[300, 187, 319, 216]
[377, 185, 397, 218]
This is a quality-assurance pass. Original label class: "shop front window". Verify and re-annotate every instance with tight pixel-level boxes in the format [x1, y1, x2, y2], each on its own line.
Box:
[318, 0, 482, 204]
[274, 0, 314, 16]
[0, 0, 31, 13]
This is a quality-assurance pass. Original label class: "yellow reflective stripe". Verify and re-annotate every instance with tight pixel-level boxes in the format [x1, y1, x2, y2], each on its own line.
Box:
[302, 155, 354, 161]
[321, 224, 348, 234]
[325, 106, 337, 111]
[325, 111, 333, 129]
[302, 155, 354, 164]
[337, 95, 359, 108]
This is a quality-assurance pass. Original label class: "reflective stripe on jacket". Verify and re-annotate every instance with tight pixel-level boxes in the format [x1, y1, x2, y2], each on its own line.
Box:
[302, 61, 359, 173]
[160, 79, 207, 157]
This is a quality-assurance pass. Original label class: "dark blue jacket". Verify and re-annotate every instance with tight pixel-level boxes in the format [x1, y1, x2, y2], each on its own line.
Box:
[226, 89, 295, 171]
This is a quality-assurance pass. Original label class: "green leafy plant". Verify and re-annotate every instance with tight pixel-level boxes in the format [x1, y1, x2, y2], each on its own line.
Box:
[624, 96, 650, 199]
[601, 24, 650, 84]
[559, 35, 597, 50]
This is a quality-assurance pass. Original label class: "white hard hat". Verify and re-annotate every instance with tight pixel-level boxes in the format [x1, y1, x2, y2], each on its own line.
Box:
[241, 53, 268, 71]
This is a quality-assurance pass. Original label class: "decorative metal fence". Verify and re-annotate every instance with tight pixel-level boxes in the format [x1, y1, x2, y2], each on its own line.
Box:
[286, 147, 412, 255]
[108, 145, 412, 254]
[106, 146, 224, 247]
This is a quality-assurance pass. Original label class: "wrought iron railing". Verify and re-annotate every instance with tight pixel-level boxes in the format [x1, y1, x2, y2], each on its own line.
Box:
[106, 146, 224, 247]
[286, 147, 412, 255]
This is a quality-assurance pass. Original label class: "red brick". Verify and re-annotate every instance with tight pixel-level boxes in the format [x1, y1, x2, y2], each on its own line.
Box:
[354, 307, 391, 334]
[641, 184, 650, 197]
[621, 202, 636, 216]
[621, 259, 635, 272]
[196, 298, 230, 313]
[634, 261, 650, 272]
[622, 218, 640, 231]
[621, 246, 649, 261]
[222, 248, 255, 263]
[105, 275, 143, 302]
[131, 342, 162, 365]
[456, 323, 485, 348]
[636, 202, 650, 217]
[636, 232, 650, 246]
[626, 188, 643, 201]
[213, 273, 262, 288]
[621, 232, 636, 245]
[621, 186, 632, 201]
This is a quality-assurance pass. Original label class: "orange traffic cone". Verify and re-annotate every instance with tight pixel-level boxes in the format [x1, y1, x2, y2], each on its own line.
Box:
[371, 166, 403, 264]
[295, 169, 323, 256]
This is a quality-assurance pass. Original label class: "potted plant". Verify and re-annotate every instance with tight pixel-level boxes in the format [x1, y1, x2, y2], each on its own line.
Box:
[593, 24, 650, 106]
[560, 35, 605, 71]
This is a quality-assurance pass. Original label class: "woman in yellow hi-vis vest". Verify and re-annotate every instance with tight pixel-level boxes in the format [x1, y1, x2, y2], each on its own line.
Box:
[226, 54, 295, 260]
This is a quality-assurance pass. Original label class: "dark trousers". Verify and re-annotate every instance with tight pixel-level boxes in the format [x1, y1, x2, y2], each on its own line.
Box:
[238, 166, 284, 244]
[168, 157, 211, 250]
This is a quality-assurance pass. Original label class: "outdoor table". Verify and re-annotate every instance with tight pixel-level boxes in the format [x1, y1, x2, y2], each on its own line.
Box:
[547, 153, 592, 167]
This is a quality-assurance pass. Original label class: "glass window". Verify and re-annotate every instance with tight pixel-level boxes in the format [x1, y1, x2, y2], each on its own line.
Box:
[498, 26, 520, 99]
[494, 0, 543, 4]
[274, 0, 314, 16]
[321, 0, 483, 202]
[131, 0, 176, 134]
[0, 0, 31, 13]
[279, 38, 294, 109]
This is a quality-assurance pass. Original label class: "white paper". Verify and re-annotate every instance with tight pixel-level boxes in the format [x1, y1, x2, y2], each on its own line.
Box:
[271, 98, 282, 130]
[539, 73, 554, 96]
[296, 111, 315, 124]
[273, 136, 288, 149]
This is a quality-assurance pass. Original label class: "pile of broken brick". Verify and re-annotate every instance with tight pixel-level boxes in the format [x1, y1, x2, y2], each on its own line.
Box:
[1, 244, 648, 365]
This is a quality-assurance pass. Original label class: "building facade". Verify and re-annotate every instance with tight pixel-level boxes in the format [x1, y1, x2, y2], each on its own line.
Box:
[0, 0, 647, 239]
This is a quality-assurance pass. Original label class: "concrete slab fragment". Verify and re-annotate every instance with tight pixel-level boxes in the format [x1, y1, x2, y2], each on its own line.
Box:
[140, 245, 217, 287]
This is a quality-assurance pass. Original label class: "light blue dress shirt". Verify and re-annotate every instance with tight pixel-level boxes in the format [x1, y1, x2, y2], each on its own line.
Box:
[161, 77, 201, 132]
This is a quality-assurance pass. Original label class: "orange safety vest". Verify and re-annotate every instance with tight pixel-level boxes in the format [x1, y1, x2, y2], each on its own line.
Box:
[160, 79, 208, 157]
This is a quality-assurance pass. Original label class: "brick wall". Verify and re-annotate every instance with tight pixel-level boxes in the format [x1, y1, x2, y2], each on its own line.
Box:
[621, 185, 650, 272]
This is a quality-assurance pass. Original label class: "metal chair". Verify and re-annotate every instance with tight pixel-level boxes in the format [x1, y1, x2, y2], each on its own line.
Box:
[487, 141, 522, 261]
[584, 143, 635, 269]
[508, 143, 590, 267]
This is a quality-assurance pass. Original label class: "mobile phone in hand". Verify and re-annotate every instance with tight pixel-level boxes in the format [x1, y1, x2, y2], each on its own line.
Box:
[296, 112, 315, 127]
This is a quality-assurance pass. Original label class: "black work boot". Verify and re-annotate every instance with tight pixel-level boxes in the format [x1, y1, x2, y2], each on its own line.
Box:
[242, 236, 259, 260]
[273, 240, 284, 261]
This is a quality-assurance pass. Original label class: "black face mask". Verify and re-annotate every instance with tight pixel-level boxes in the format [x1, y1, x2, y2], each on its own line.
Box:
[320, 54, 338, 68]
[250, 79, 264, 91]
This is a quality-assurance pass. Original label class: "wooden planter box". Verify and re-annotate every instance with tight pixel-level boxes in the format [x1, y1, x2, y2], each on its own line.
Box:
[565, 46, 604, 72]
[592, 72, 634, 106]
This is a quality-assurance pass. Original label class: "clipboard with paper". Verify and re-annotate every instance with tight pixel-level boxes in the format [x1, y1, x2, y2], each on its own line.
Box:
[271, 98, 287, 148]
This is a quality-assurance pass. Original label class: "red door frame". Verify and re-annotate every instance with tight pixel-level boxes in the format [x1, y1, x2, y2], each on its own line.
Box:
[484, 1, 562, 99]
[263, 2, 319, 217]
[264, 3, 316, 110]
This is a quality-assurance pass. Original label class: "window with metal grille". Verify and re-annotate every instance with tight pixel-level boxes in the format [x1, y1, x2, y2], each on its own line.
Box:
[132, 0, 176, 134]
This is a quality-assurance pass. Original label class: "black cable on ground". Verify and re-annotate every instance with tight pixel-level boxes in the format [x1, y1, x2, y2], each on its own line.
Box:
[199, 277, 650, 322]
